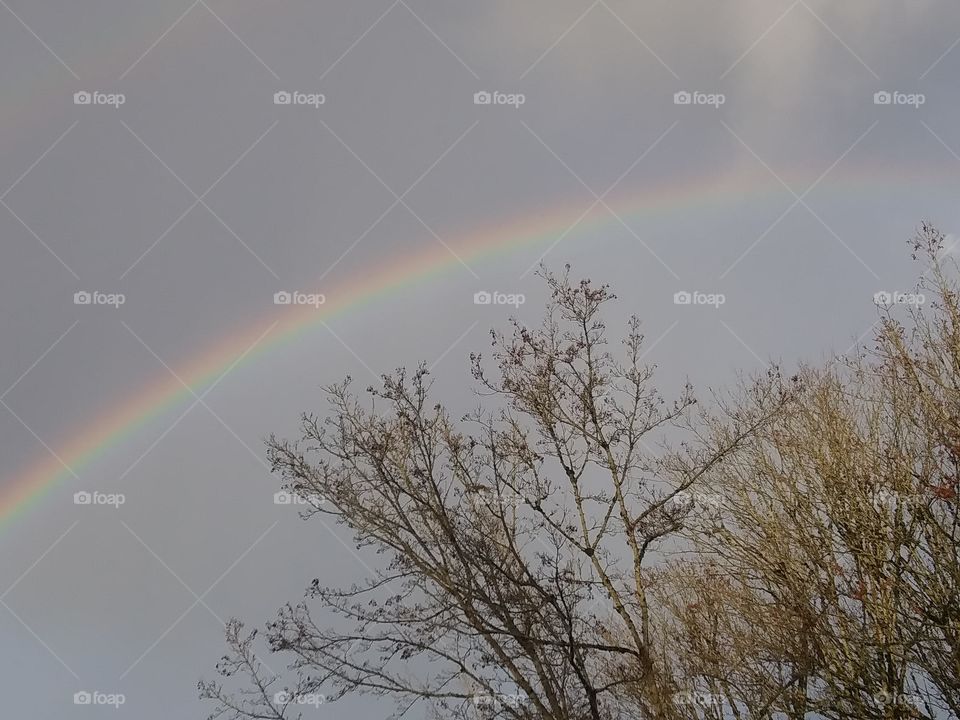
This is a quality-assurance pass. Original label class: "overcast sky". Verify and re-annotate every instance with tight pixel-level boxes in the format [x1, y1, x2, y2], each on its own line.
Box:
[1, 1, 959, 717]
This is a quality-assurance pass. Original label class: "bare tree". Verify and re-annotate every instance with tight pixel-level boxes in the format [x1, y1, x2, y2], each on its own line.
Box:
[200, 269, 782, 720]
[657, 225, 960, 720]
[202, 232, 960, 720]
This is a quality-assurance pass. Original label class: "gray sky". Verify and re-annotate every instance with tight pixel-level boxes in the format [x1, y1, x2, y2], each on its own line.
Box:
[1, 1, 959, 717]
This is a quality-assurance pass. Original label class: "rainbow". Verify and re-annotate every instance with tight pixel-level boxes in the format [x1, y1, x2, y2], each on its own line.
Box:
[0, 191, 582, 531]
[3, 9, 959, 532]
[2, 161, 956, 533]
